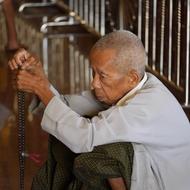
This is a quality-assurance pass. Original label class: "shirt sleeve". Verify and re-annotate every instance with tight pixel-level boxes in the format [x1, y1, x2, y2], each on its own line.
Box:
[60, 91, 108, 116]
[41, 95, 152, 153]
[28, 85, 60, 114]
[41, 80, 190, 153]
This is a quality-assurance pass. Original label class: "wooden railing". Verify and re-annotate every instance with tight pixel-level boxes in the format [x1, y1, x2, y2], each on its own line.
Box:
[17, 0, 190, 110]
[136, 0, 190, 108]
[54, 0, 190, 108]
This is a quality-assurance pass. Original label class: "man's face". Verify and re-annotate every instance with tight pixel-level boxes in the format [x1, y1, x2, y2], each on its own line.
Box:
[90, 48, 136, 105]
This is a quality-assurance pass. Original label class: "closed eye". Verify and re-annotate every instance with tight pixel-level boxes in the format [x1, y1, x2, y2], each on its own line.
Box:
[100, 72, 109, 78]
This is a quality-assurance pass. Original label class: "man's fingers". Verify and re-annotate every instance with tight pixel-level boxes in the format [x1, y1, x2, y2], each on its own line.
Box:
[8, 49, 30, 70]
[14, 48, 30, 66]
[12, 59, 19, 70]
[14, 50, 25, 66]
[8, 59, 17, 70]
[20, 55, 41, 71]
[16, 70, 36, 93]
[8, 48, 41, 72]
[17, 70, 37, 85]
[17, 70, 31, 78]
[8, 60, 14, 70]
[21, 56, 36, 69]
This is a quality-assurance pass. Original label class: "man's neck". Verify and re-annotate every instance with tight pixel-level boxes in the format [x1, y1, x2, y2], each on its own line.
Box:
[116, 72, 147, 106]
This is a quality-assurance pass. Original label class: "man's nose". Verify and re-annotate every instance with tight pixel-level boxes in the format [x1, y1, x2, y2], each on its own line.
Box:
[91, 74, 101, 89]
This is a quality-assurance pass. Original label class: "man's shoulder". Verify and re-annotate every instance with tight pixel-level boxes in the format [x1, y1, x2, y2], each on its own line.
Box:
[144, 72, 164, 88]
[129, 73, 188, 120]
[140, 72, 171, 97]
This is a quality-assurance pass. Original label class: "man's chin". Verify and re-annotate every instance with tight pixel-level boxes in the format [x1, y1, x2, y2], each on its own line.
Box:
[92, 90, 111, 105]
[96, 95, 111, 105]
[96, 95, 105, 102]
[93, 92, 105, 102]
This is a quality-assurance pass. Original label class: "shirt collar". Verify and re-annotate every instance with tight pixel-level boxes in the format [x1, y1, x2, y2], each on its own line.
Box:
[116, 72, 147, 106]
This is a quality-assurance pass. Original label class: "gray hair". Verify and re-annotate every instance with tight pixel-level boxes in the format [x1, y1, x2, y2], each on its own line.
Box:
[91, 30, 146, 78]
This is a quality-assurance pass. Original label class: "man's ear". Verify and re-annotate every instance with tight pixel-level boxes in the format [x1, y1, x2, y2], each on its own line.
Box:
[127, 70, 140, 87]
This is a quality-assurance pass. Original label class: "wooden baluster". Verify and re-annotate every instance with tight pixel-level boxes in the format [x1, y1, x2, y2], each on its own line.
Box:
[84, 0, 89, 25]
[69, 37, 75, 93]
[145, 0, 150, 65]
[152, 0, 157, 70]
[100, 0, 105, 35]
[168, 0, 173, 81]
[74, 50, 80, 93]
[160, 0, 166, 76]
[185, 0, 190, 106]
[177, 0, 181, 86]
[69, 0, 74, 11]
[84, 58, 90, 90]
[95, 0, 100, 32]
[89, 0, 94, 28]
[79, 0, 84, 21]
[74, 0, 79, 16]
[138, 0, 143, 39]
[79, 54, 85, 91]
[119, 0, 124, 30]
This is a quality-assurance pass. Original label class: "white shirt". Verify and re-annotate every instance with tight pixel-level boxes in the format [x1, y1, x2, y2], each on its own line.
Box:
[41, 72, 190, 190]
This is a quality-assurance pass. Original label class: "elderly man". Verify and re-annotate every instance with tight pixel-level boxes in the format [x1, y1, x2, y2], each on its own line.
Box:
[9, 30, 190, 190]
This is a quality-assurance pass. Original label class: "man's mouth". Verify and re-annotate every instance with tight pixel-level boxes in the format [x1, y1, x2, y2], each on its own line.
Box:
[94, 91, 104, 101]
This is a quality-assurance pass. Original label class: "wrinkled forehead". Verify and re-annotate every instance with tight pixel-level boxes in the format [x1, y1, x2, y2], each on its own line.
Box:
[89, 48, 122, 74]
[89, 48, 117, 65]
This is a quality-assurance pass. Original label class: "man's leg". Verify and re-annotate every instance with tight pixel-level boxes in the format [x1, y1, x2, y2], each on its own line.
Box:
[32, 137, 133, 190]
[108, 177, 127, 190]
[32, 135, 78, 190]
[73, 142, 134, 190]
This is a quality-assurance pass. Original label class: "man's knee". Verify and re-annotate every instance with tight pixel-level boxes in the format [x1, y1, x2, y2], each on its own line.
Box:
[74, 142, 133, 177]
[73, 142, 134, 189]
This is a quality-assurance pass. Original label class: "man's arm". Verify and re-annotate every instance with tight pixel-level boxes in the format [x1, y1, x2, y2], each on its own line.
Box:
[9, 49, 107, 117]
[60, 90, 108, 117]
[8, 49, 146, 153]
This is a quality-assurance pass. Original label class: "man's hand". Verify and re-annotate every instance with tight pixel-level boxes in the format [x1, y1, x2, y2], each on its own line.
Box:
[15, 70, 48, 94]
[8, 48, 44, 75]
[8, 48, 30, 70]
[9, 49, 54, 106]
